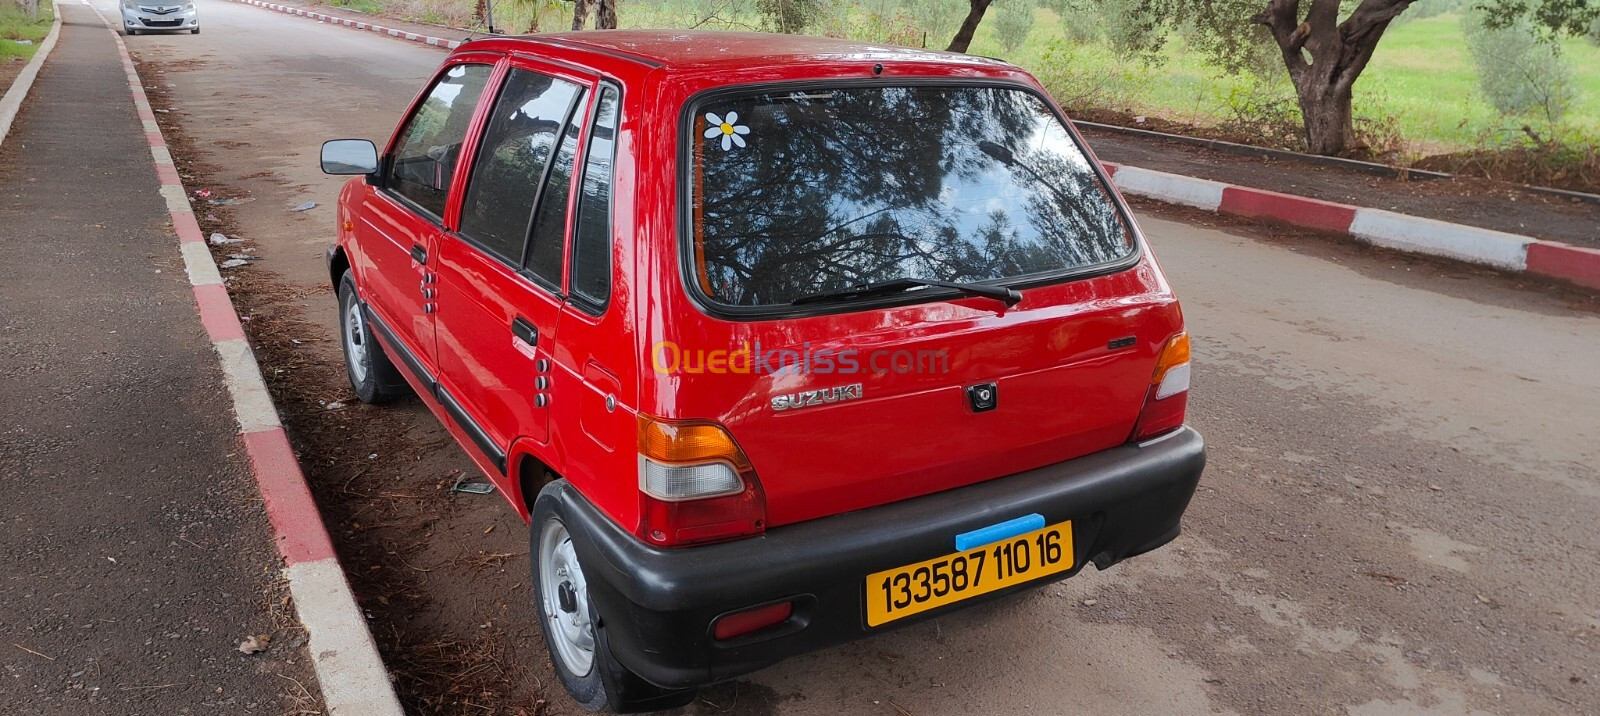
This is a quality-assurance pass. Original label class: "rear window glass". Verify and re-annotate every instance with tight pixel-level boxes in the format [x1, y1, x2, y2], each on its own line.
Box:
[686, 85, 1133, 308]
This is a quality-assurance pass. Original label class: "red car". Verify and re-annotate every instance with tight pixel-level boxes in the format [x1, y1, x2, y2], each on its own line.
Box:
[321, 30, 1204, 712]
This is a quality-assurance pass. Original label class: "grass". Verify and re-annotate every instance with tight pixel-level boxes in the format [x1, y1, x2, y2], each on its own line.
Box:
[0, 1, 53, 64]
[309, 0, 1600, 155]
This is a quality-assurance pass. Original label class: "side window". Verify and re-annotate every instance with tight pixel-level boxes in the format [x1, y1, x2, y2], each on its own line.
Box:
[524, 89, 588, 287]
[386, 64, 494, 219]
[569, 87, 619, 310]
[459, 70, 583, 264]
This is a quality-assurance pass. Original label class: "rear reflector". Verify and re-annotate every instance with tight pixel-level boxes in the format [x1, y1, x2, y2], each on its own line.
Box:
[713, 601, 793, 641]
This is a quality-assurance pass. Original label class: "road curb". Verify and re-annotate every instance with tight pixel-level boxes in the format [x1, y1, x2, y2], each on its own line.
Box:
[1103, 162, 1599, 291]
[217, 0, 1600, 291]
[223, 0, 463, 48]
[82, 4, 404, 714]
[0, 3, 63, 147]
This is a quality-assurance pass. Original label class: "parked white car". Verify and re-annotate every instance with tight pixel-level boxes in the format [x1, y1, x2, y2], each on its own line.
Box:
[121, 0, 199, 35]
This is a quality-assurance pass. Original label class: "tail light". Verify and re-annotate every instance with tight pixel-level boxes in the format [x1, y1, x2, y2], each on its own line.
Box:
[637, 416, 766, 547]
[1131, 332, 1190, 442]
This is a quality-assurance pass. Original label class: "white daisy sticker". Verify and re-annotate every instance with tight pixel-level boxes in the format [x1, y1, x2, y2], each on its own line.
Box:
[703, 111, 750, 151]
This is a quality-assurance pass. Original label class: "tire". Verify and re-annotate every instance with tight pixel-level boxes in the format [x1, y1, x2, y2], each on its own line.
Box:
[126, 28, 139, 36]
[531, 482, 698, 713]
[191, 27, 200, 34]
[336, 270, 409, 404]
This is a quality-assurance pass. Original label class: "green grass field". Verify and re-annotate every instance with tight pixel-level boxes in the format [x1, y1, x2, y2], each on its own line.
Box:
[0, 1, 53, 64]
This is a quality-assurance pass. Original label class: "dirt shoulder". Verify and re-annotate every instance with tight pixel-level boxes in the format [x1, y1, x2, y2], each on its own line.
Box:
[1079, 124, 1600, 250]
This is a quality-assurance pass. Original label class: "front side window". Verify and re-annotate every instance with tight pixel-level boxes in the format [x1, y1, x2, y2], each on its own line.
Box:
[460, 70, 584, 264]
[687, 85, 1134, 308]
[387, 63, 494, 219]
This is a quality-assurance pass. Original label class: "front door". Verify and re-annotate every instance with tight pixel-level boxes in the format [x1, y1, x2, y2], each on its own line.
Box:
[356, 60, 496, 380]
[434, 64, 595, 478]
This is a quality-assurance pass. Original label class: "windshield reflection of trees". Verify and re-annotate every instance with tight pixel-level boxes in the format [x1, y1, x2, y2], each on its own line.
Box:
[694, 86, 1131, 307]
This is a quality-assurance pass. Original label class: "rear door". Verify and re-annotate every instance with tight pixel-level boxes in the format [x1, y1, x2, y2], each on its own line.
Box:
[434, 61, 594, 477]
[355, 59, 497, 379]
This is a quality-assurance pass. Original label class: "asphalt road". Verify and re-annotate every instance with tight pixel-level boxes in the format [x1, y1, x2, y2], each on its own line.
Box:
[0, 4, 317, 713]
[100, 1, 1600, 713]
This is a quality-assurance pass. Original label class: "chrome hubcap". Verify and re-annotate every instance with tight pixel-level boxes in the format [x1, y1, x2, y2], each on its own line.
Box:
[539, 519, 595, 676]
[343, 299, 368, 384]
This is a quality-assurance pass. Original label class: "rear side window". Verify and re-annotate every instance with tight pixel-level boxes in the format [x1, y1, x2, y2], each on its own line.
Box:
[387, 64, 493, 219]
[569, 86, 619, 310]
[686, 85, 1134, 308]
[524, 88, 588, 286]
[460, 70, 584, 264]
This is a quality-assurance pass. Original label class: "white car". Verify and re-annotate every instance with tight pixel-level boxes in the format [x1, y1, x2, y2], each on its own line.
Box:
[121, 0, 199, 35]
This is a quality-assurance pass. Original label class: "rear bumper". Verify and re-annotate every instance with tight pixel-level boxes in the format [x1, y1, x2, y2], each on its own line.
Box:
[557, 426, 1205, 689]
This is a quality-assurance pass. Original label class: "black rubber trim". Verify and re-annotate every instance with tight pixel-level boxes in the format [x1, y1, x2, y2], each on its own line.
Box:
[557, 426, 1205, 688]
[363, 304, 435, 392]
[438, 386, 508, 474]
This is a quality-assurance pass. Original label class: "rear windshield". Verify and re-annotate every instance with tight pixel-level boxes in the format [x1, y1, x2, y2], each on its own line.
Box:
[685, 84, 1134, 308]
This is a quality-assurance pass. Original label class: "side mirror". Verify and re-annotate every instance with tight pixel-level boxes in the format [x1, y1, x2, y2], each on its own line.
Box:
[321, 139, 379, 175]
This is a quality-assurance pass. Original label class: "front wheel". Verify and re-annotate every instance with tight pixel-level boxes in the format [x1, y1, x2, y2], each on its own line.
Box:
[190, 27, 200, 34]
[126, 28, 139, 36]
[336, 270, 409, 404]
[531, 483, 697, 713]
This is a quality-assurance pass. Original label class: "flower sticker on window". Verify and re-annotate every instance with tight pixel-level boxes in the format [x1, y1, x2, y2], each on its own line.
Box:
[703, 111, 750, 151]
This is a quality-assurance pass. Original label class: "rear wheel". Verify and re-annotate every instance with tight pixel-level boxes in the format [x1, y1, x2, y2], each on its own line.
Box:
[531, 483, 697, 713]
[337, 270, 408, 404]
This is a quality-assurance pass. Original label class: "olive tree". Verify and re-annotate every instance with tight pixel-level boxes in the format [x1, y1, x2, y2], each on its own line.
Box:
[1071, 0, 1596, 155]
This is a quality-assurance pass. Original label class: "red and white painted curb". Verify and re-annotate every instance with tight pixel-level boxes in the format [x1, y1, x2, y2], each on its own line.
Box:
[84, 4, 403, 714]
[225, 0, 463, 48]
[1101, 162, 1600, 291]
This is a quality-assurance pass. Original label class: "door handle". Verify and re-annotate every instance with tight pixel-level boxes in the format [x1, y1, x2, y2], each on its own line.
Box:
[410, 244, 427, 265]
[511, 317, 538, 347]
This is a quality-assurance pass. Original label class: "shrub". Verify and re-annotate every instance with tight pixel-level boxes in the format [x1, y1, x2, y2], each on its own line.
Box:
[1462, 6, 1574, 125]
[756, 0, 828, 33]
[992, 0, 1036, 53]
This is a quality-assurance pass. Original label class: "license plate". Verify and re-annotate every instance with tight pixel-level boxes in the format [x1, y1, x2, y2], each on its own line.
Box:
[865, 520, 1074, 627]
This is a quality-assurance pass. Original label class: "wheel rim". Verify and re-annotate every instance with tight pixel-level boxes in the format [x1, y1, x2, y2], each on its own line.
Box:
[539, 519, 596, 677]
[343, 298, 369, 384]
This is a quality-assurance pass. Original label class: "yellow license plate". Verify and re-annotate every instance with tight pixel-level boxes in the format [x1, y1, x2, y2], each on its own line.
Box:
[865, 520, 1074, 627]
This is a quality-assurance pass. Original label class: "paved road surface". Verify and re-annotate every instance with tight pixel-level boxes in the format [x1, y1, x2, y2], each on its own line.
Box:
[0, 4, 317, 713]
[100, 1, 1600, 713]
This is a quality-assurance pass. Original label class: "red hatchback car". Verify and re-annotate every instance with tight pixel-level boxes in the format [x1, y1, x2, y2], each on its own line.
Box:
[320, 30, 1205, 712]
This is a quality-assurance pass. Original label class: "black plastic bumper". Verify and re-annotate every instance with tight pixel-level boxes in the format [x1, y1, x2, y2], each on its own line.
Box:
[557, 426, 1205, 689]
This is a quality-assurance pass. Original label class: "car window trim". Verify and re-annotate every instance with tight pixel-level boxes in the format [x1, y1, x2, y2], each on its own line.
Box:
[673, 77, 1145, 321]
[377, 55, 505, 228]
[565, 81, 622, 317]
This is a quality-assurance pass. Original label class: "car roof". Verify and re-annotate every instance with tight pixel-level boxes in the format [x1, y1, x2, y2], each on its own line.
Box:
[483, 30, 1012, 73]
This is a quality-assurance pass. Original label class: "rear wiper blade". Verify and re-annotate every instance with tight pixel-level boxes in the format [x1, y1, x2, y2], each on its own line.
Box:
[791, 277, 1022, 307]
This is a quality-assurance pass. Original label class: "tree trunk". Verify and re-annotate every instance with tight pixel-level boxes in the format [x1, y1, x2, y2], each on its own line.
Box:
[1252, 0, 1415, 155]
[1297, 84, 1356, 155]
[572, 0, 591, 30]
[946, 0, 994, 53]
[596, 0, 617, 29]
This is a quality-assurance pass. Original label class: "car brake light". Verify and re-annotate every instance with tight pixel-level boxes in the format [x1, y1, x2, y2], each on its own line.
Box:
[1132, 332, 1190, 442]
[637, 416, 766, 547]
[712, 601, 793, 641]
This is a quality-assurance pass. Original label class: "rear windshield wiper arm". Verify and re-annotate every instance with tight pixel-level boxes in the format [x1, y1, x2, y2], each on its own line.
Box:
[791, 277, 1022, 307]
